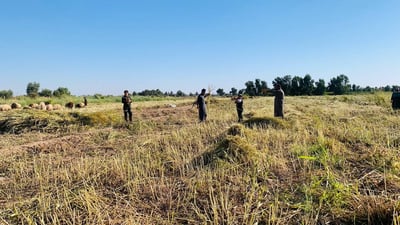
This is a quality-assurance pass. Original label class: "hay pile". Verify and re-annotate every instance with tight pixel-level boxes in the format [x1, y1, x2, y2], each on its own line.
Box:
[0, 110, 118, 134]
[201, 124, 261, 167]
[0, 111, 73, 134]
[243, 116, 287, 128]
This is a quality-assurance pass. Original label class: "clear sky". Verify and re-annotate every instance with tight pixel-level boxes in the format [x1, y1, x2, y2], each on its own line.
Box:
[1, 0, 399, 96]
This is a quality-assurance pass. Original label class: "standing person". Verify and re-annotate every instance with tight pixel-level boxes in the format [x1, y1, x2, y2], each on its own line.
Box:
[195, 88, 210, 122]
[234, 94, 244, 122]
[274, 84, 285, 118]
[391, 87, 400, 110]
[84, 97, 88, 106]
[122, 90, 133, 122]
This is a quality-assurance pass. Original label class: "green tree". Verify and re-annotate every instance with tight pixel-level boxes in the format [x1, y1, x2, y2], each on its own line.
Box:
[260, 81, 268, 96]
[273, 75, 292, 95]
[300, 74, 314, 95]
[313, 79, 326, 95]
[0, 90, 13, 99]
[53, 87, 71, 97]
[245, 81, 256, 96]
[216, 88, 225, 96]
[230, 87, 238, 96]
[26, 82, 40, 98]
[291, 76, 302, 96]
[176, 90, 186, 97]
[39, 88, 53, 97]
[255, 79, 262, 96]
[328, 74, 350, 95]
[138, 89, 164, 96]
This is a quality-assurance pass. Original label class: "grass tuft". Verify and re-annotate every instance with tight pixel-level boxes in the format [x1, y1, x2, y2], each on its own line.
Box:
[244, 116, 287, 128]
[202, 135, 260, 167]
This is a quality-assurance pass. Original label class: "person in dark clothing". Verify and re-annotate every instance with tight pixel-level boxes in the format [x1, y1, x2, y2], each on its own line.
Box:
[195, 88, 210, 122]
[122, 90, 133, 122]
[391, 88, 400, 110]
[84, 97, 88, 106]
[234, 94, 244, 122]
[274, 84, 285, 118]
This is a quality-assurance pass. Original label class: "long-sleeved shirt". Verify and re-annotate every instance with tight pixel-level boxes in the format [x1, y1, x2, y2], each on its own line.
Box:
[122, 95, 132, 109]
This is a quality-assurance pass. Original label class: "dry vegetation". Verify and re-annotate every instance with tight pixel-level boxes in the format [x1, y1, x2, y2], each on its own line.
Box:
[1, 93, 400, 225]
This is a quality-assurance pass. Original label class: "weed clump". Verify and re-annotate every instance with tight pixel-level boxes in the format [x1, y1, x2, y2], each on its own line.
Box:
[76, 112, 118, 126]
[227, 123, 249, 137]
[244, 116, 287, 128]
[203, 135, 260, 166]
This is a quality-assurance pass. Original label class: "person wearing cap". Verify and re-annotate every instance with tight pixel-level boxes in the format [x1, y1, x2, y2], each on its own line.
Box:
[121, 90, 133, 122]
[195, 88, 210, 122]
[234, 94, 244, 122]
[274, 84, 285, 118]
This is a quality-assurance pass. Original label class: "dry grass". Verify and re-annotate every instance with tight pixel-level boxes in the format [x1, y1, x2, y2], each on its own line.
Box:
[1, 93, 400, 224]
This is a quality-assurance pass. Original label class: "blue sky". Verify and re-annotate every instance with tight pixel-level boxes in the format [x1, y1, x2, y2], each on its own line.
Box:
[1, 0, 399, 96]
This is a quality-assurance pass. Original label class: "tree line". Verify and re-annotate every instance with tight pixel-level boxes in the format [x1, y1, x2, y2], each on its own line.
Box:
[1, 75, 399, 99]
[0, 82, 72, 99]
[217, 74, 399, 97]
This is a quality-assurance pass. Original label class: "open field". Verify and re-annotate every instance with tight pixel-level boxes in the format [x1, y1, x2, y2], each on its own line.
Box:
[1, 93, 400, 225]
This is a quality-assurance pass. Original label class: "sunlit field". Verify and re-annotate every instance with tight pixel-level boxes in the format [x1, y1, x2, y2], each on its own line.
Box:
[1, 93, 400, 225]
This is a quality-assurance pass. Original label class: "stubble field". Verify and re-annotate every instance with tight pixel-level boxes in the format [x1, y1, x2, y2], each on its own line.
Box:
[1, 93, 400, 225]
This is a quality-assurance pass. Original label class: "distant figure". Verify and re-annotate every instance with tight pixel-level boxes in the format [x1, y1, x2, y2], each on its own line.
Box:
[84, 97, 88, 106]
[11, 102, 22, 109]
[234, 94, 244, 122]
[122, 90, 133, 122]
[194, 88, 210, 122]
[274, 84, 285, 118]
[391, 88, 400, 110]
[75, 102, 85, 108]
[65, 101, 74, 109]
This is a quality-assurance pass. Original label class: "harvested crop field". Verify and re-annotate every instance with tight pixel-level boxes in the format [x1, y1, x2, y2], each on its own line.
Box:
[1, 94, 400, 225]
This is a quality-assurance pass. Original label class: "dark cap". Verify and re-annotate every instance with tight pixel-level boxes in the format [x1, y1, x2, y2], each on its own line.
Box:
[124, 90, 129, 93]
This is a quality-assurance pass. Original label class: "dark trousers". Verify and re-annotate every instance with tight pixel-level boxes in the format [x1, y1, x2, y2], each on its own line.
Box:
[198, 109, 207, 122]
[393, 100, 400, 110]
[237, 108, 243, 122]
[124, 108, 132, 122]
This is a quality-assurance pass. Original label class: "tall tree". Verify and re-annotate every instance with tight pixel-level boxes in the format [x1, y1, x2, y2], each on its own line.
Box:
[176, 90, 185, 96]
[53, 87, 71, 97]
[291, 76, 302, 96]
[300, 74, 314, 95]
[230, 87, 238, 96]
[0, 90, 13, 99]
[313, 79, 326, 95]
[260, 81, 268, 96]
[312, 79, 325, 95]
[245, 81, 256, 96]
[39, 88, 53, 97]
[255, 79, 262, 96]
[26, 82, 40, 98]
[273, 75, 292, 95]
[328, 74, 350, 95]
[216, 88, 225, 96]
